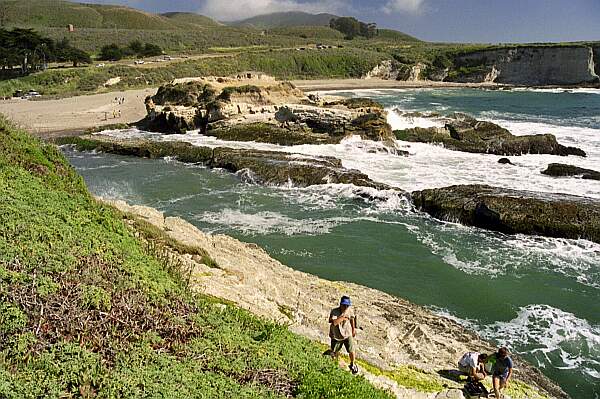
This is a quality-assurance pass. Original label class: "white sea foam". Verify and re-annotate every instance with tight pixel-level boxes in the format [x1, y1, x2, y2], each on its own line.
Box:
[408, 217, 600, 287]
[197, 209, 354, 236]
[483, 305, 600, 378]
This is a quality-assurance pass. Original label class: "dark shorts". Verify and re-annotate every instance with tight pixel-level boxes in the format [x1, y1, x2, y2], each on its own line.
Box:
[493, 371, 509, 382]
[331, 336, 355, 354]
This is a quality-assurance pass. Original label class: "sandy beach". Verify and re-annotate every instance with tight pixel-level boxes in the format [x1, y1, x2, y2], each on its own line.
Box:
[0, 79, 498, 137]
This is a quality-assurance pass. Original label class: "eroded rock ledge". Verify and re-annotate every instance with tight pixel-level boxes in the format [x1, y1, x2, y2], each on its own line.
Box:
[394, 113, 586, 157]
[411, 184, 600, 243]
[105, 199, 567, 399]
[59, 135, 394, 191]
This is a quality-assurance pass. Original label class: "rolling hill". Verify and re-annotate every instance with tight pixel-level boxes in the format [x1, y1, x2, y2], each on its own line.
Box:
[229, 11, 339, 28]
[161, 12, 221, 27]
[0, 0, 224, 30]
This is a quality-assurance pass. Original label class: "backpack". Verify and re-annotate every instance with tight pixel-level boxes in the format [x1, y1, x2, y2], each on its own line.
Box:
[463, 381, 489, 398]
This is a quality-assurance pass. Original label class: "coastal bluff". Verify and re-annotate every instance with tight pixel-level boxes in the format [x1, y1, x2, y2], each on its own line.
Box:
[366, 45, 600, 86]
[105, 199, 567, 399]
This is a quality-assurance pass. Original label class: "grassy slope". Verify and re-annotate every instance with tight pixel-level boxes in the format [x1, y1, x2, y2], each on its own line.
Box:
[0, 0, 183, 29]
[229, 12, 338, 28]
[0, 48, 388, 97]
[0, 115, 391, 398]
[161, 12, 221, 27]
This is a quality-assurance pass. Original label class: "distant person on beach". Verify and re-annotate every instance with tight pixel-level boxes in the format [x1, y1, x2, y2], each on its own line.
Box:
[458, 351, 488, 381]
[492, 347, 513, 398]
[329, 295, 358, 374]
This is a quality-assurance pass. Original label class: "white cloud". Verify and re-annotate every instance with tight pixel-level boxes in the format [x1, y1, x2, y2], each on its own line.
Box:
[382, 0, 425, 14]
[200, 0, 344, 21]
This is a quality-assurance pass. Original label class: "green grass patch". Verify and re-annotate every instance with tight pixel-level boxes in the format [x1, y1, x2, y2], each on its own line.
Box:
[0, 48, 388, 97]
[354, 360, 448, 393]
[0, 115, 392, 398]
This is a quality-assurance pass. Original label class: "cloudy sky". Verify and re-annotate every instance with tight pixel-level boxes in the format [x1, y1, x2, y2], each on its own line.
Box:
[87, 0, 600, 43]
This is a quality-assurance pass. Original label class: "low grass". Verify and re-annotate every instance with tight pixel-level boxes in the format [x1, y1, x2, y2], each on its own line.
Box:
[0, 115, 392, 398]
[0, 48, 388, 98]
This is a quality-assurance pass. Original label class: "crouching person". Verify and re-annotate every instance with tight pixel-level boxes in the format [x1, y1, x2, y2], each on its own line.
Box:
[329, 295, 358, 374]
[458, 351, 488, 381]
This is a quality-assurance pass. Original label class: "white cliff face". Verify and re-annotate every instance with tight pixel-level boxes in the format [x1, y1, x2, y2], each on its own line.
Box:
[455, 46, 599, 85]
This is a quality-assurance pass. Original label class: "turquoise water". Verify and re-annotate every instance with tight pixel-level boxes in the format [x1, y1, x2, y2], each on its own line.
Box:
[65, 88, 600, 398]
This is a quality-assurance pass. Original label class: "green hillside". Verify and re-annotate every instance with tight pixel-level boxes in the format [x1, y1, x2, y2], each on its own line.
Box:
[229, 11, 339, 28]
[0, 116, 392, 398]
[161, 12, 222, 27]
[0, 0, 181, 30]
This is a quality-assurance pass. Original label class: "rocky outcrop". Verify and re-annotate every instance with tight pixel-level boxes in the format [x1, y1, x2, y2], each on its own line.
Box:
[394, 114, 586, 156]
[140, 77, 396, 146]
[59, 135, 394, 190]
[450, 46, 600, 85]
[542, 163, 600, 180]
[364, 60, 424, 81]
[106, 199, 568, 399]
[411, 185, 600, 243]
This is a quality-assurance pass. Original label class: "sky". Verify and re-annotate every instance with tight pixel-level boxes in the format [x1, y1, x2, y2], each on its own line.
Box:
[86, 0, 600, 43]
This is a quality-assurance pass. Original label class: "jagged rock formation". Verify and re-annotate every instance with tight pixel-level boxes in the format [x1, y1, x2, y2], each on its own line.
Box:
[411, 185, 600, 243]
[542, 163, 600, 180]
[140, 76, 395, 146]
[394, 113, 586, 156]
[59, 135, 395, 190]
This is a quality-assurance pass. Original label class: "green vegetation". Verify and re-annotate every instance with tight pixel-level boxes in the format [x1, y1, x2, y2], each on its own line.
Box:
[0, 48, 387, 97]
[229, 11, 338, 28]
[355, 360, 448, 393]
[99, 41, 163, 61]
[0, 115, 393, 398]
[0, 28, 91, 76]
[161, 12, 221, 28]
[329, 17, 377, 40]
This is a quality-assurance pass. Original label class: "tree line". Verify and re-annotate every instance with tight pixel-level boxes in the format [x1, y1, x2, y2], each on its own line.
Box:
[0, 28, 91, 75]
[329, 17, 377, 40]
[99, 41, 163, 61]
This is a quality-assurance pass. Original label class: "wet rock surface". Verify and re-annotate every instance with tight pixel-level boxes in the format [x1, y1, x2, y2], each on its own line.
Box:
[394, 114, 586, 157]
[59, 134, 394, 190]
[542, 163, 600, 180]
[411, 184, 600, 243]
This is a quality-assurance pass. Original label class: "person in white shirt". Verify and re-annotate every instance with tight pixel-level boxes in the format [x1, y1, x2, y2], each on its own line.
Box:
[458, 351, 488, 381]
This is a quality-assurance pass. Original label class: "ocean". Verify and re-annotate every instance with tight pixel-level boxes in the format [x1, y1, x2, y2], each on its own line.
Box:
[64, 87, 600, 398]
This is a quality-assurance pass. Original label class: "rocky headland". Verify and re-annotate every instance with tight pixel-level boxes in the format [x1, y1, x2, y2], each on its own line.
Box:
[139, 74, 396, 147]
[104, 199, 567, 399]
[394, 112, 586, 156]
[365, 44, 600, 86]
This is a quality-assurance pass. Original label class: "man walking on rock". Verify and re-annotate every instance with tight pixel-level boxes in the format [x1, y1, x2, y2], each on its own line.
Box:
[329, 295, 358, 374]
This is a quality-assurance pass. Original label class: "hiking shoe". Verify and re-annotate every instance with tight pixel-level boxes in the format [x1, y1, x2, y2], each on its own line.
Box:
[349, 364, 359, 374]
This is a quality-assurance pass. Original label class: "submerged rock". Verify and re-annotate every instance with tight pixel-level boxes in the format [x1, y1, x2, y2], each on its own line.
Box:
[395, 116, 586, 157]
[59, 135, 394, 190]
[542, 163, 600, 180]
[411, 184, 600, 243]
[497, 157, 513, 165]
